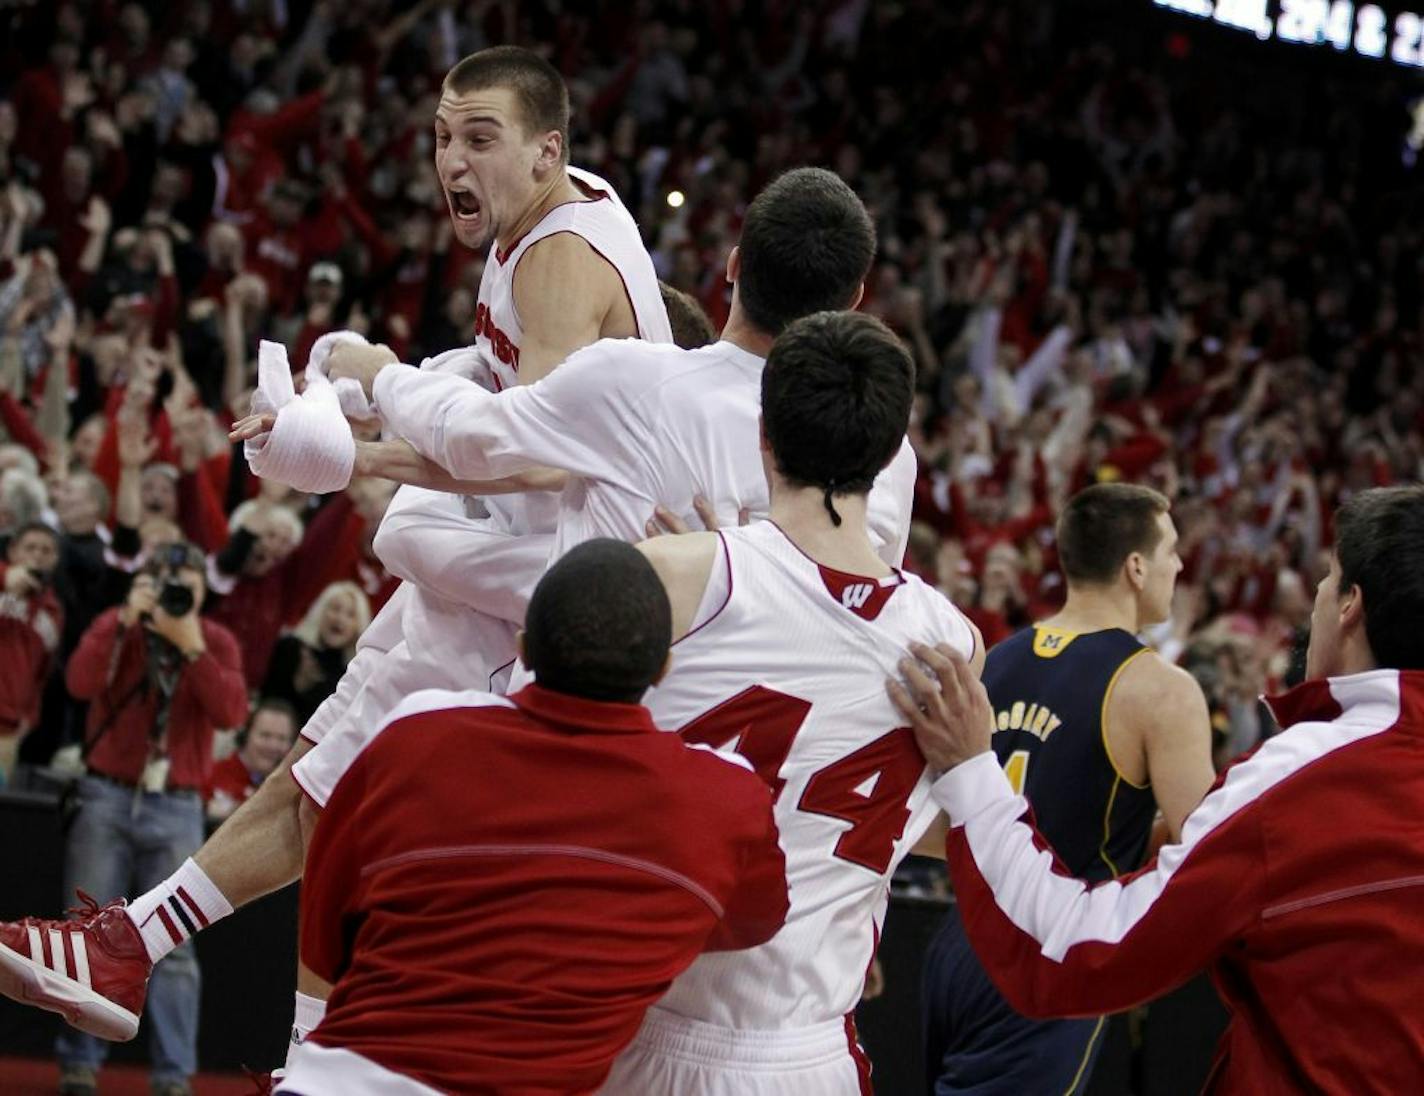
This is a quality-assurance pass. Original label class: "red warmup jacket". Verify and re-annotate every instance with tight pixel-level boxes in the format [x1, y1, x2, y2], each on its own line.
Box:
[0, 568, 63, 731]
[65, 608, 248, 790]
[303, 684, 789, 1095]
[935, 669, 1424, 1094]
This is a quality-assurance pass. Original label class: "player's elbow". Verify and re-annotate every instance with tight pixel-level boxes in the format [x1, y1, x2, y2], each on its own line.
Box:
[371, 515, 418, 578]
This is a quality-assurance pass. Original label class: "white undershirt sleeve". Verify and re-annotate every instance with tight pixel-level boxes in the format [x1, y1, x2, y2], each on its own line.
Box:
[372, 341, 648, 487]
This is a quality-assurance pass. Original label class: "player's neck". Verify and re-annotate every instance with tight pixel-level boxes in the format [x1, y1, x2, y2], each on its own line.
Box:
[719, 307, 774, 360]
[502, 170, 581, 251]
[1045, 586, 1143, 635]
[769, 488, 890, 577]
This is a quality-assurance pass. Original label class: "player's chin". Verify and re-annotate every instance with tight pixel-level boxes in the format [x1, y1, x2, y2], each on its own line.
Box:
[449, 210, 491, 250]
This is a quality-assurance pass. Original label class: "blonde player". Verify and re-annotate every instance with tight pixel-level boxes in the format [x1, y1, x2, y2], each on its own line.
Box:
[0, 46, 669, 1063]
[332, 167, 916, 570]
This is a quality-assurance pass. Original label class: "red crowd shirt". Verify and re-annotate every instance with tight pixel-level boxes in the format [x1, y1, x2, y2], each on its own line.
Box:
[0, 568, 63, 732]
[302, 684, 789, 1095]
[65, 608, 248, 790]
[205, 752, 258, 806]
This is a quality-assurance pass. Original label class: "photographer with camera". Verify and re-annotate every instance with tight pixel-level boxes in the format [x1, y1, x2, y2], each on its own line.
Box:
[0, 521, 62, 782]
[57, 541, 246, 1096]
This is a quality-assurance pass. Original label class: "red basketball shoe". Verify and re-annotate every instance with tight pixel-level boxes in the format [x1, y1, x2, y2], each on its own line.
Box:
[0, 891, 151, 1040]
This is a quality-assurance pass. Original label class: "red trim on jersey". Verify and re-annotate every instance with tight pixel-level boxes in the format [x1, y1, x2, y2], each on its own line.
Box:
[488, 655, 517, 692]
[765, 518, 905, 619]
[844, 1013, 874, 1095]
[503, 228, 638, 376]
[817, 564, 904, 621]
[494, 178, 612, 264]
[673, 533, 734, 646]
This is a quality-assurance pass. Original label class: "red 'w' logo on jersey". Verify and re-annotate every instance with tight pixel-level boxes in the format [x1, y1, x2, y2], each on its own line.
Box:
[841, 583, 875, 610]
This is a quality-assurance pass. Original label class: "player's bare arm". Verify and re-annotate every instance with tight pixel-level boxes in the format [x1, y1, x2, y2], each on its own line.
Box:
[352, 437, 566, 495]
[1107, 653, 1216, 841]
[635, 532, 721, 640]
[511, 230, 638, 384]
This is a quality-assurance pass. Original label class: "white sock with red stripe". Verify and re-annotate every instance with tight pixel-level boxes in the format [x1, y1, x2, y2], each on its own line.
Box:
[124, 859, 234, 964]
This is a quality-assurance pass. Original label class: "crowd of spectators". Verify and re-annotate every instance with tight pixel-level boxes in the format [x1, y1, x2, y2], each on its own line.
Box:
[1, 0, 1421, 799]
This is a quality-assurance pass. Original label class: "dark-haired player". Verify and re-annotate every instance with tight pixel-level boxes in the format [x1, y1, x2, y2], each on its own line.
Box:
[920, 483, 1216, 1095]
[273, 539, 788, 1093]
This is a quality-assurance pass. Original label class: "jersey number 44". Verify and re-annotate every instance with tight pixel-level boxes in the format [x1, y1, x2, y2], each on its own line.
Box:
[678, 685, 922, 873]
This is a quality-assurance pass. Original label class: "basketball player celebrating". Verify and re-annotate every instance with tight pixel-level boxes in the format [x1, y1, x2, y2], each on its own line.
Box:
[333, 304, 976, 1091]
[609, 311, 978, 1093]
[0, 45, 669, 1060]
[326, 167, 916, 571]
[309, 171, 920, 820]
[920, 483, 1216, 1095]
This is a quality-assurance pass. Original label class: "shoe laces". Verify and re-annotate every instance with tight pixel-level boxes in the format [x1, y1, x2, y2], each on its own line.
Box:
[17, 890, 119, 930]
[66, 889, 108, 919]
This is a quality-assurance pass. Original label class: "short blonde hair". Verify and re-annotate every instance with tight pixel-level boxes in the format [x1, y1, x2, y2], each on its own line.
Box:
[228, 499, 304, 543]
[292, 581, 371, 655]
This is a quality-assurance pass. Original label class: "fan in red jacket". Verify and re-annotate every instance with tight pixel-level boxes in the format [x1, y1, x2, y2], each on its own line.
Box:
[280, 539, 788, 1096]
[206, 699, 299, 823]
[893, 485, 1424, 1095]
[0, 523, 64, 780]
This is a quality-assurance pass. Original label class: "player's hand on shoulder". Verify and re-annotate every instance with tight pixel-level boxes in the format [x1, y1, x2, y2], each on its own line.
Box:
[644, 495, 748, 538]
[887, 642, 994, 774]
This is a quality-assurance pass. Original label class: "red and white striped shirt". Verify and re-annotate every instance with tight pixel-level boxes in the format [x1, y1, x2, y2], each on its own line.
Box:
[934, 669, 1424, 1094]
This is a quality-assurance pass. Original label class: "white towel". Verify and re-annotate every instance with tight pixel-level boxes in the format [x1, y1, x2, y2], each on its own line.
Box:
[244, 340, 355, 494]
[306, 330, 379, 419]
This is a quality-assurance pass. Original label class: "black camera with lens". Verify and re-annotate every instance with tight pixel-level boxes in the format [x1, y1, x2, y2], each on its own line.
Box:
[145, 542, 202, 619]
[158, 578, 195, 617]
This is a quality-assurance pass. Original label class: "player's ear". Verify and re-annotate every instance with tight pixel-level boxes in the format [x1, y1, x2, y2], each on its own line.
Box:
[1125, 551, 1147, 593]
[652, 651, 672, 687]
[726, 246, 740, 285]
[515, 629, 528, 669]
[1339, 582, 1365, 636]
[535, 130, 562, 175]
[847, 280, 865, 310]
[757, 414, 769, 454]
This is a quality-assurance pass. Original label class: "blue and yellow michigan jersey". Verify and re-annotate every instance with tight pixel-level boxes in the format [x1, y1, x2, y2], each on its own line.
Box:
[983, 625, 1157, 882]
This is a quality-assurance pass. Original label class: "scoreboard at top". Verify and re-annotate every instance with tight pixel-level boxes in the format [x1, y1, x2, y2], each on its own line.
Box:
[1154, 0, 1424, 67]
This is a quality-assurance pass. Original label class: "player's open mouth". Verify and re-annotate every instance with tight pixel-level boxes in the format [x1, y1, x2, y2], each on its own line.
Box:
[450, 190, 482, 220]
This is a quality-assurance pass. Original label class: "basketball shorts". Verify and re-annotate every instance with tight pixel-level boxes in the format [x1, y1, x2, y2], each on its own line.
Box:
[599, 1006, 871, 1096]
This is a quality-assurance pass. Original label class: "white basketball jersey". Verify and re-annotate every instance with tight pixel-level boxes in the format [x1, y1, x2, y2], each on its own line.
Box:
[470, 165, 672, 539]
[472, 165, 672, 390]
[646, 522, 977, 1030]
